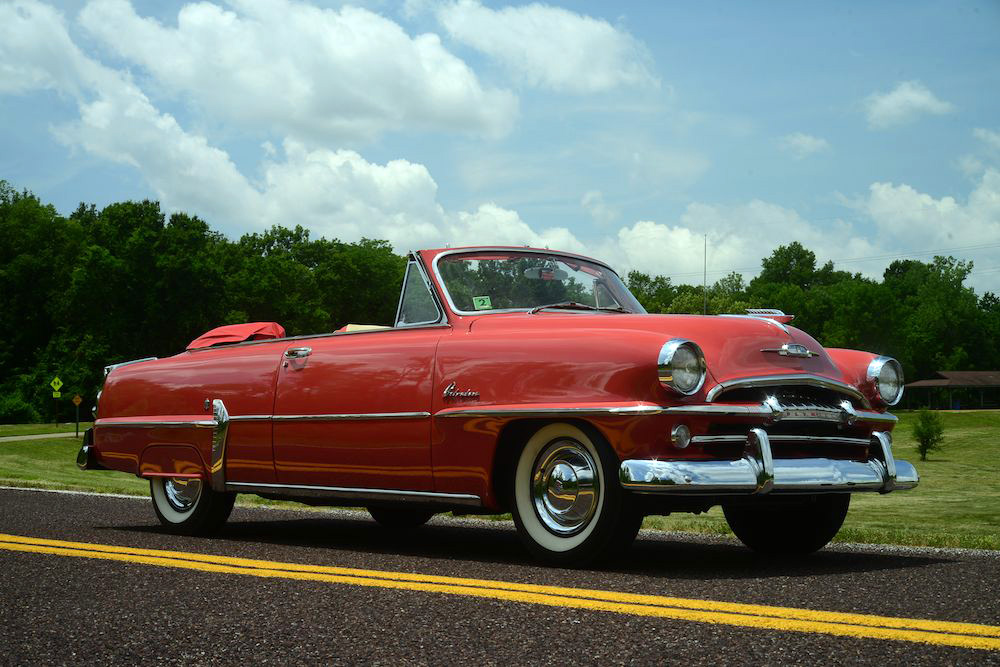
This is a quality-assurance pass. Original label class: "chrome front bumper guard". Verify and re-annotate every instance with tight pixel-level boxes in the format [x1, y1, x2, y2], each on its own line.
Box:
[619, 429, 918, 495]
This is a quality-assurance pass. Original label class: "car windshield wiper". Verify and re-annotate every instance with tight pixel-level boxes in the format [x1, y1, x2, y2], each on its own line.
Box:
[528, 301, 630, 314]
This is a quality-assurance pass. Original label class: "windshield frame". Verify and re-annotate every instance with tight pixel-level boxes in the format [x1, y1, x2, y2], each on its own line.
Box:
[429, 247, 646, 317]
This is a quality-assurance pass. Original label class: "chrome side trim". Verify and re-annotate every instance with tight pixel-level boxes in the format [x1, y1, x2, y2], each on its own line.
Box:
[95, 419, 216, 428]
[104, 357, 158, 377]
[225, 482, 482, 507]
[227, 414, 272, 422]
[434, 402, 896, 423]
[706, 374, 870, 406]
[436, 405, 666, 418]
[185, 323, 453, 352]
[210, 399, 229, 492]
[270, 412, 431, 421]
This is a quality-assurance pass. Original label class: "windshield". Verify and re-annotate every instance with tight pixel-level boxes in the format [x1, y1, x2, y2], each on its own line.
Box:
[435, 251, 646, 315]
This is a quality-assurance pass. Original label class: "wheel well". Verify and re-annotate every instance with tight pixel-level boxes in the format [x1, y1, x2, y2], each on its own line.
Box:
[489, 418, 613, 512]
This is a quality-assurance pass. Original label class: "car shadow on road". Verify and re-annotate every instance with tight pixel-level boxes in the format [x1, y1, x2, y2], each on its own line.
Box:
[111, 507, 951, 580]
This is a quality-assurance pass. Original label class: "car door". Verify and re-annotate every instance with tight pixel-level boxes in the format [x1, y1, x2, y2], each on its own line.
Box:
[272, 260, 448, 491]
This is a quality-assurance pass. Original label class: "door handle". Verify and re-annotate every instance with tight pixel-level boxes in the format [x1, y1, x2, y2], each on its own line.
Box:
[284, 347, 312, 359]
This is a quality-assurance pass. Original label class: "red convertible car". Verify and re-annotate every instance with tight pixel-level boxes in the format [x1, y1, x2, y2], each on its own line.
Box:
[78, 246, 917, 564]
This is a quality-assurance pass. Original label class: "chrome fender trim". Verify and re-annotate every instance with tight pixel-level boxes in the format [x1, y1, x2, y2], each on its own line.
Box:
[210, 399, 230, 493]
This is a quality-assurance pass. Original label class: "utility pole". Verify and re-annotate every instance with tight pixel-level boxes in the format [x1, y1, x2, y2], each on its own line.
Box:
[703, 234, 708, 315]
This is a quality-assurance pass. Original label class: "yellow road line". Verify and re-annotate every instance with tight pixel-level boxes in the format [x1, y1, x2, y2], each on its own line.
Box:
[1, 533, 997, 651]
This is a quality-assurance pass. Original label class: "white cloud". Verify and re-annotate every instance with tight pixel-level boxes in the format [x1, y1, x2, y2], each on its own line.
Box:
[77, 0, 517, 142]
[974, 128, 1000, 153]
[864, 80, 955, 129]
[581, 190, 619, 225]
[434, 0, 658, 93]
[778, 132, 830, 159]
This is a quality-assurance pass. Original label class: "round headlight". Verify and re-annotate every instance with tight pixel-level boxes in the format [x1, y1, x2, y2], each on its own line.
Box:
[658, 339, 707, 395]
[867, 356, 904, 406]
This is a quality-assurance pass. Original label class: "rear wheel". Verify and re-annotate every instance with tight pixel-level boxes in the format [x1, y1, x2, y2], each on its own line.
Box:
[723, 494, 850, 556]
[510, 422, 641, 565]
[150, 477, 235, 535]
[367, 507, 435, 529]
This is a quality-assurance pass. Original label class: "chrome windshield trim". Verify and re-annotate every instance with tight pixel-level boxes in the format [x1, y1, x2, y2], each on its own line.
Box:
[225, 482, 481, 507]
[270, 412, 431, 421]
[430, 247, 640, 318]
[706, 374, 870, 406]
[95, 419, 216, 428]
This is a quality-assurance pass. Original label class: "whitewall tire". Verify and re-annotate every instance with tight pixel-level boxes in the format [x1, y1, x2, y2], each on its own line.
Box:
[510, 422, 641, 565]
[150, 477, 236, 535]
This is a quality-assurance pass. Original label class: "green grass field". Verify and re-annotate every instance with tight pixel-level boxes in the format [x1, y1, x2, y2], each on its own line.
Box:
[1, 410, 997, 549]
[0, 423, 93, 437]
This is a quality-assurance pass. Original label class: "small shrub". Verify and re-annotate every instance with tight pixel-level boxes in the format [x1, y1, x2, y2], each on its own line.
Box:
[0, 394, 41, 424]
[912, 408, 945, 461]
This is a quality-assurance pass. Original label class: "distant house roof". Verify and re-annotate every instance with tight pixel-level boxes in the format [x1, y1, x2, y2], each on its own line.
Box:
[907, 371, 1000, 388]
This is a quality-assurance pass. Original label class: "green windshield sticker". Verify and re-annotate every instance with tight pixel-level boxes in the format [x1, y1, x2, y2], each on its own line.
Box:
[472, 295, 493, 310]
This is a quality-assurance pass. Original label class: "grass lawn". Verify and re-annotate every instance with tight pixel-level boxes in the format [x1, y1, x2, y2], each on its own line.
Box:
[0, 423, 93, 437]
[1, 410, 998, 549]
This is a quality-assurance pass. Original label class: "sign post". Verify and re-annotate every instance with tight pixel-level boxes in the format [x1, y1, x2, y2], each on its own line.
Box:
[50, 376, 63, 426]
[72, 395, 83, 437]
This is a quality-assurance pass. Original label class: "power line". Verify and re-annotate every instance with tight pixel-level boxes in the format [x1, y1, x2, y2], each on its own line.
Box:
[655, 240, 1000, 281]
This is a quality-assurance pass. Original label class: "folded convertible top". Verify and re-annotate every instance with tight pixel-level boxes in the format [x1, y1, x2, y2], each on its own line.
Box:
[186, 322, 286, 350]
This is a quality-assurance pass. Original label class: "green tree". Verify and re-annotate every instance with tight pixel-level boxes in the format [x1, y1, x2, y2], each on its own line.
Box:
[912, 408, 945, 461]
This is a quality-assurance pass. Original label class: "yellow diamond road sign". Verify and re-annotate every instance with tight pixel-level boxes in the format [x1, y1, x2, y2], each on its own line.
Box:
[50, 376, 63, 391]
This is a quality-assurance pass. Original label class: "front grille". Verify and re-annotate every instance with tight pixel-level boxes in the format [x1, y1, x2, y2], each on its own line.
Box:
[697, 384, 873, 461]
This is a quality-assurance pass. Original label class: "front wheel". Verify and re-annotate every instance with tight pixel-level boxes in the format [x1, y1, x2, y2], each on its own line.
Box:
[150, 477, 235, 535]
[723, 494, 850, 556]
[510, 422, 641, 565]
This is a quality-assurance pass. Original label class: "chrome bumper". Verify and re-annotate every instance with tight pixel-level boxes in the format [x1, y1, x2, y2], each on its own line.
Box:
[75, 429, 105, 471]
[619, 429, 918, 495]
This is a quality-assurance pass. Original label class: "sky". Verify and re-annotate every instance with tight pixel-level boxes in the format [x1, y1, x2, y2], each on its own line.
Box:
[2, 0, 999, 293]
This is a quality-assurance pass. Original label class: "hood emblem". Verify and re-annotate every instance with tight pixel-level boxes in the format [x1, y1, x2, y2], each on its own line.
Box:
[443, 382, 480, 400]
[761, 343, 816, 359]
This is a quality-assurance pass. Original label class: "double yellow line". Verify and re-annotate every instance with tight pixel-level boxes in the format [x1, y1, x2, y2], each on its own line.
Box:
[1, 532, 998, 651]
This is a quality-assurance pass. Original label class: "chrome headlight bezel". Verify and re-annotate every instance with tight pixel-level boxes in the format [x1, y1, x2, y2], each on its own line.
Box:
[867, 356, 904, 406]
[658, 339, 707, 396]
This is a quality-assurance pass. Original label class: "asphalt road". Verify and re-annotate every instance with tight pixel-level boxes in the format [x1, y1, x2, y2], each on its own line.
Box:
[1, 487, 998, 665]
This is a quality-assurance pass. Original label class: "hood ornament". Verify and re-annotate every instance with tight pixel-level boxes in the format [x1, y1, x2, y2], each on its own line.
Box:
[761, 343, 816, 358]
[443, 382, 480, 400]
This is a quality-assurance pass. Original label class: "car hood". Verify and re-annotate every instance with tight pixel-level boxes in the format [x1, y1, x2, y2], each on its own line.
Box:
[466, 312, 848, 389]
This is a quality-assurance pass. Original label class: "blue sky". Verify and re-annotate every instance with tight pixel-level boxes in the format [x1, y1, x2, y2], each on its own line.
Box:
[2, 0, 999, 292]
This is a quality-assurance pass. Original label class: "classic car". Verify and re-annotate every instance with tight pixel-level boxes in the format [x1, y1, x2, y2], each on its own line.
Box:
[77, 246, 918, 564]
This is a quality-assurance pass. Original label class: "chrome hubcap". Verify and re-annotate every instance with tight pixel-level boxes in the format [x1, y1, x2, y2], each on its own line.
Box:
[164, 478, 202, 512]
[531, 439, 599, 536]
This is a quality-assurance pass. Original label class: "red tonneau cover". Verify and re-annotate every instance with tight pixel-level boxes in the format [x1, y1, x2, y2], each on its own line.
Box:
[186, 322, 286, 350]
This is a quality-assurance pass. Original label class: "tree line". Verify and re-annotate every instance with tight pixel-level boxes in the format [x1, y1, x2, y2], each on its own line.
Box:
[2, 180, 997, 422]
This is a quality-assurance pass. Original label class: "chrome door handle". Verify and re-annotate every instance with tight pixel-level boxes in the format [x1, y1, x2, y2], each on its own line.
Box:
[284, 347, 312, 359]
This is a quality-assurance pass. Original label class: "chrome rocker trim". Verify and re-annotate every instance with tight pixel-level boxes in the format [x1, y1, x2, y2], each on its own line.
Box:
[225, 482, 482, 508]
[619, 430, 918, 495]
